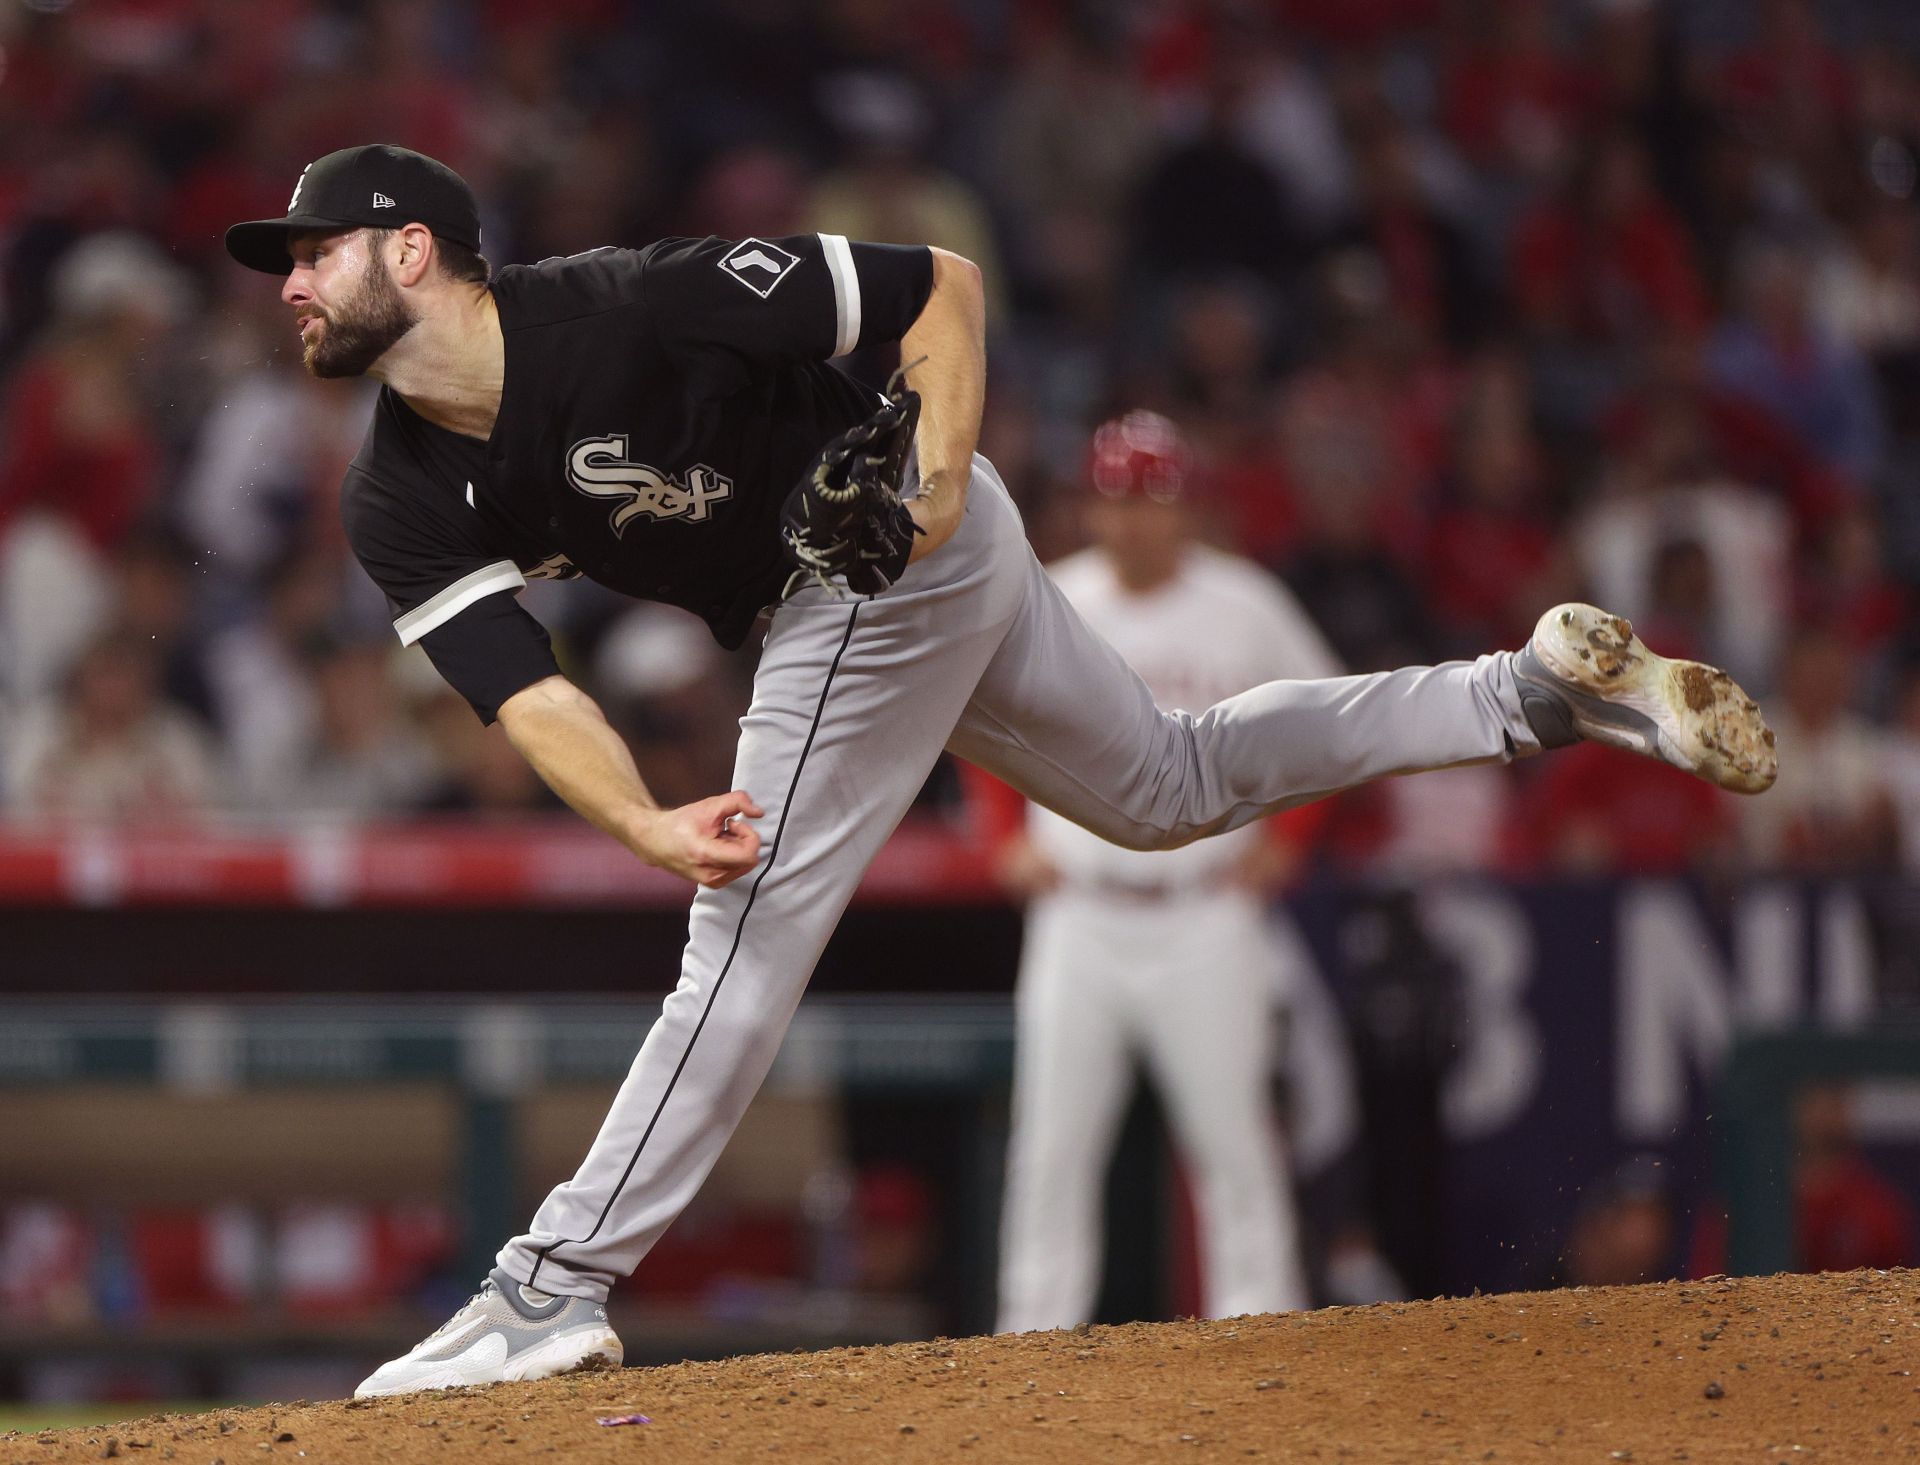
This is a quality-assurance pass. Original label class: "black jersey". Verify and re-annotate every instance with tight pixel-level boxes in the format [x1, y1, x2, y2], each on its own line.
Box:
[341, 234, 934, 721]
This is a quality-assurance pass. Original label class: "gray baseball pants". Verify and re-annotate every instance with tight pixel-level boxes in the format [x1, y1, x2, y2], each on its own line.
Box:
[499, 456, 1540, 1299]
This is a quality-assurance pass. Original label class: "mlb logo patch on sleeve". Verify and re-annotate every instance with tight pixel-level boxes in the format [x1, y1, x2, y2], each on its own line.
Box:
[718, 237, 802, 298]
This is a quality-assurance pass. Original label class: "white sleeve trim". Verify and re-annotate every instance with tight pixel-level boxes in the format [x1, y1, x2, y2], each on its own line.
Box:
[819, 233, 861, 358]
[393, 560, 527, 645]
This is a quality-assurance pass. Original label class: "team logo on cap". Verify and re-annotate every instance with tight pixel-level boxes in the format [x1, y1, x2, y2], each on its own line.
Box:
[718, 237, 800, 299]
[566, 436, 733, 531]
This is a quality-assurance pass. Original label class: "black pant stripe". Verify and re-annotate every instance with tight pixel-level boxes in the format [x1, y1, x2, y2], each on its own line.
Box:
[524, 601, 863, 1291]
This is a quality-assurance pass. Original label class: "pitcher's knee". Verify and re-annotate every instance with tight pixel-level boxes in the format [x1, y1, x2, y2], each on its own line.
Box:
[1103, 818, 1174, 852]
[1095, 802, 1224, 851]
[1109, 796, 1237, 850]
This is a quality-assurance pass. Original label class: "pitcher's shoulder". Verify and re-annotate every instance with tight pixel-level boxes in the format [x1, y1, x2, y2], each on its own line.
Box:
[491, 245, 656, 330]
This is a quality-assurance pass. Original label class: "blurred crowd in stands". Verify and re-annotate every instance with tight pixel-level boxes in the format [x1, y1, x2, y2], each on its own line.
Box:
[5, 0, 1920, 878]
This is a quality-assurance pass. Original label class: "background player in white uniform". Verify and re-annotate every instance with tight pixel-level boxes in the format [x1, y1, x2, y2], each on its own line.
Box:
[994, 412, 1338, 1332]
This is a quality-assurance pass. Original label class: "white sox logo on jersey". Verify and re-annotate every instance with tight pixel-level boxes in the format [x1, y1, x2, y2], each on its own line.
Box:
[718, 237, 800, 298]
[566, 436, 733, 532]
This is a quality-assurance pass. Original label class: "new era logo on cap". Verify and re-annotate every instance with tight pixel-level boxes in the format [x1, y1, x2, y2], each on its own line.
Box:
[718, 237, 800, 299]
[373, 192, 395, 208]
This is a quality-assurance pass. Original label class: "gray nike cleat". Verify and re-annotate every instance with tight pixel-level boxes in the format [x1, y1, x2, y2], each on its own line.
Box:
[353, 1267, 623, 1398]
[1512, 602, 1777, 794]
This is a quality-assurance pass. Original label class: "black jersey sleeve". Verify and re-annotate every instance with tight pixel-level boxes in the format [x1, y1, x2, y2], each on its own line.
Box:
[642, 235, 933, 377]
[341, 466, 561, 724]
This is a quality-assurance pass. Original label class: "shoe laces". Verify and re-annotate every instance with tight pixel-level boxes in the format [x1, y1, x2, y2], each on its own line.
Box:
[427, 1280, 498, 1340]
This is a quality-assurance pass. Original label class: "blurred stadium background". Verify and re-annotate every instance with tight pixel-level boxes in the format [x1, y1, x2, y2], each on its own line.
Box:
[3, 0, 1920, 1422]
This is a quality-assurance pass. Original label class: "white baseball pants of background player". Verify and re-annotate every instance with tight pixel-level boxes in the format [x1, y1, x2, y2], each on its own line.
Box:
[498, 458, 1539, 1301]
[996, 884, 1310, 1331]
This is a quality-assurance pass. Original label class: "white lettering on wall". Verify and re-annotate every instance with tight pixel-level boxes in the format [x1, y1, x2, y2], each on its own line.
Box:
[1263, 909, 1359, 1177]
[1615, 884, 1874, 1138]
[1423, 888, 1541, 1141]
[1618, 884, 1740, 1139]
[1818, 887, 1874, 1027]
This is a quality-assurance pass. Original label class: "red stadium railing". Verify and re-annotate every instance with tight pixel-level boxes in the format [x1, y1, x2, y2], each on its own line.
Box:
[0, 820, 1002, 908]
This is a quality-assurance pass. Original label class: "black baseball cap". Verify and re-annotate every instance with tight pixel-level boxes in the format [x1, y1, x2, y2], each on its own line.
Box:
[225, 144, 482, 275]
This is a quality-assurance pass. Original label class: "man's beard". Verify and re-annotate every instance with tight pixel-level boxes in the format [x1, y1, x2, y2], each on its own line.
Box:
[303, 257, 419, 378]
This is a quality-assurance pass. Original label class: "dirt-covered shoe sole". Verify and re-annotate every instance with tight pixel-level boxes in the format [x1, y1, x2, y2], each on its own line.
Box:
[353, 1324, 623, 1398]
[1513, 603, 1777, 795]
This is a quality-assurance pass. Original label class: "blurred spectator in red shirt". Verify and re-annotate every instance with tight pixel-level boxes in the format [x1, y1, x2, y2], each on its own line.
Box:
[163, 92, 318, 268]
[1795, 505, 1909, 674]
[1272, 0, 1442, 54]
[1273, 274, 1453, 565]
[1690, 1082, 1915, 1278]
[679, 144, 811, 241]
[1794, 1083, 1916, 1274]
[848, 1165, 936, 1295]
[1520, 741, 1734, 876]
[0, 233, 190, 553]
[1713, 0, 1854, 163]
[0, 233, 193, 704]
[1442, 0, 1593, 185]
[1, 127, 174, 358]
[1511, 130, 1708, 349]
[1272, 355, 1450, 628]
[1423, 347, 1568, 658]
[1202, 431, 1301, 573]
[1143, 277, 1301, 567]
[339, 0, 479, 177]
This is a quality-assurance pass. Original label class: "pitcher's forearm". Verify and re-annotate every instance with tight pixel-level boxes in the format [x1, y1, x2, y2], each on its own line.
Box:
[901, 248, 985, 560]
[498, 675, 660, 853]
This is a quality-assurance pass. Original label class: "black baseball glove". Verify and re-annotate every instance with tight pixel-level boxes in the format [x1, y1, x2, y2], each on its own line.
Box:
[778, 363, 926, 600]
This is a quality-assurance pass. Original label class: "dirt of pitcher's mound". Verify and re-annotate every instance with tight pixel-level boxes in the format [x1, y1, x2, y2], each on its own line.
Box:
[11, 1268, 1918, 1464]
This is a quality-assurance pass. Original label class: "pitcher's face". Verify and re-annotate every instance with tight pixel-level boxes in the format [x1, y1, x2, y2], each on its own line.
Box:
[283, 228, 418, 378]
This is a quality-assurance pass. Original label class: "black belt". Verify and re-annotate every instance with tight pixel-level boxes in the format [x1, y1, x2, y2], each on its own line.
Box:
[1070, 874, 1218, 903]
